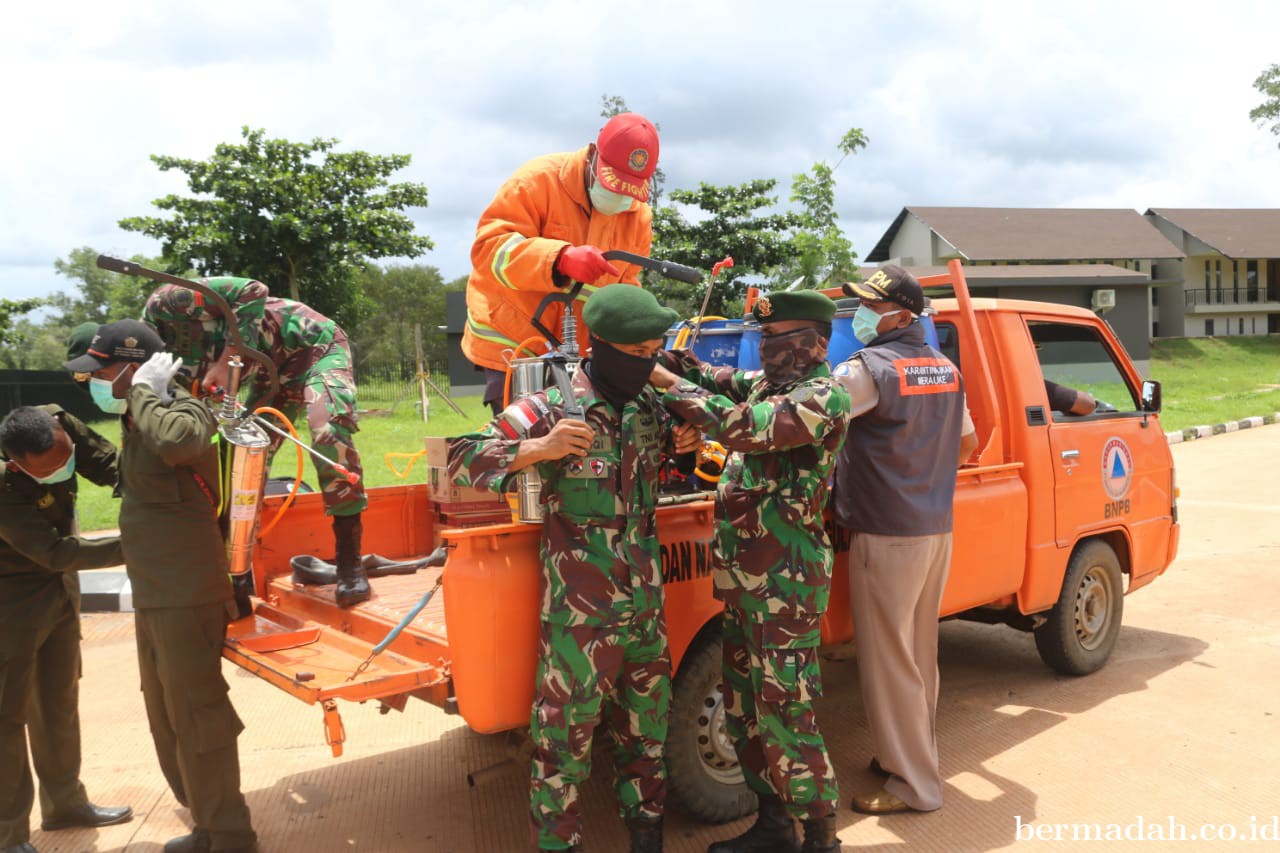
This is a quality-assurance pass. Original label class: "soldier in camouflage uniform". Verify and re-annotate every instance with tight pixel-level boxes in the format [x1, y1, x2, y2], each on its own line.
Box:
[448, 285, 698, 853]
[143, 279, 371, 607]
[650, 290, 850, 853]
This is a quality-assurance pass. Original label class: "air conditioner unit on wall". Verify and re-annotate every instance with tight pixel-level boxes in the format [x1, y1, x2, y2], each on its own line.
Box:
[1091, 289, 1116, 314]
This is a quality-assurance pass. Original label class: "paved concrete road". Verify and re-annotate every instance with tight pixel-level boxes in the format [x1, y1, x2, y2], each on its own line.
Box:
[24, 427, 1280, 852]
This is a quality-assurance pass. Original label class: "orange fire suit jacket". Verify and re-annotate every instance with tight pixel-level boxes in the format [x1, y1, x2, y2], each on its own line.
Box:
[462, 145, 654, 371]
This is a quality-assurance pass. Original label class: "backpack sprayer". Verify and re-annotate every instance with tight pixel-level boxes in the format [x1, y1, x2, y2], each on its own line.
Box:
[95, 256, 359, 595]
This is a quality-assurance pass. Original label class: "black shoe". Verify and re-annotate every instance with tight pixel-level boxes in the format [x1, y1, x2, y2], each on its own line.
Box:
[800, 816, 840, 852]
[627, 815, 663, 853]
[1, 842, 39, 853]
[41, 802, 133, 830]
[333, 514, 371, 608]
[164, 829, 211, 853]
[707, 793, 799, 853]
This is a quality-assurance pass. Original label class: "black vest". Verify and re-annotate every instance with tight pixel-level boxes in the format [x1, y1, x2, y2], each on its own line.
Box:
[834, 323, 964, 536]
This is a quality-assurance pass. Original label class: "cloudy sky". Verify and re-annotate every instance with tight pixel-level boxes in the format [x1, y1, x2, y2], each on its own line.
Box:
[3, 0, 1279, 306]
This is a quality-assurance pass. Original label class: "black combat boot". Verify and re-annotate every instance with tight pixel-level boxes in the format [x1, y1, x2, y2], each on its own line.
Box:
[163, 829, 210, 853]
[627, 815, 663, 852]
[800, 815, 840, 852]
[707, 794, 799, 853]
[332, 514, 370, 607]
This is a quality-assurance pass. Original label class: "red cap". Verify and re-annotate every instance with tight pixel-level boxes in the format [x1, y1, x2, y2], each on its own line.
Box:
[595, 113, 659, 202]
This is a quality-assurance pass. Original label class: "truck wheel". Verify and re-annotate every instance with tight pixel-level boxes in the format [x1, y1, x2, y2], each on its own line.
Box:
[666, 627, 755, 822]
[1034, 540, 1124, 675]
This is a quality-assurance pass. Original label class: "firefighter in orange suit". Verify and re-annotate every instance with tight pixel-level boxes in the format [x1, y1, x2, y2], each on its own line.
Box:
[462, 112, 660, 414]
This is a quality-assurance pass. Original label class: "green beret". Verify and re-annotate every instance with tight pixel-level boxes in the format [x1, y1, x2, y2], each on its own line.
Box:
[582, 284, 679, 344]
[751, 290, 837, 324]
[65, 322, 99, 361]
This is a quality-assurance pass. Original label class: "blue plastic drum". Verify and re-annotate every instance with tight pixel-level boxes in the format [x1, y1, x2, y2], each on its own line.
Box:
[665, 320, 746, 368]
[738, 323, 761, 371]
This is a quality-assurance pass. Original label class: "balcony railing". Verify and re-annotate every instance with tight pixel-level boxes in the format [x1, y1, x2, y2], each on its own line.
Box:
[1184, 287, 1280, 307]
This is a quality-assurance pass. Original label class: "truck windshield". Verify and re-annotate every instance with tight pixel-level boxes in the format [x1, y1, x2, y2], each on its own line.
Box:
[1028, 321, 1139, 416]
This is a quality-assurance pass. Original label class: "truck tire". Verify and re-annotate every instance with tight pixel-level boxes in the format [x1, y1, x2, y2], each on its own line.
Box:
[666, 626, 755, 822]
[1034, 539, 1124, 676]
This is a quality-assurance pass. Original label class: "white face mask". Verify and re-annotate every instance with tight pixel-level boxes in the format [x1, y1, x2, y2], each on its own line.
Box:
[16, 451, 76, 484]
[89, 377, 128, 414]
[852, 304, 903, 345]
[588, 181, 634, 216]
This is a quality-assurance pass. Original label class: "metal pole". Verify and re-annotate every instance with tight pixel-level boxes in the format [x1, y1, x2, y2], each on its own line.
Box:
[414, 323, 430, 423]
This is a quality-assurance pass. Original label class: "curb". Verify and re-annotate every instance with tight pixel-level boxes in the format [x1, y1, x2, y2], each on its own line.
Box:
[1165, 411, 1280, 446]
[79, 569, 132, 614]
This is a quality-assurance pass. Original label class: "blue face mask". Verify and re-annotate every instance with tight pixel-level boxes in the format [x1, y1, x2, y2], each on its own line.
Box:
[588, 181, 634, 216]
[17, 451, 76, 484]
[852, 304, 903, 345]
[90, 377, 128, 414]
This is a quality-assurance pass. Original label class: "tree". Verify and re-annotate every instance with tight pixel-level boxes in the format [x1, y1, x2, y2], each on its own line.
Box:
[601, 94, 667, 208]
[348, 264, 465, 372]
[0, 298, 45, 366]
[119, 126, 433, 328]
[49, 246, 162, 325]
[1250, 64, 1280, 147]
[777, 128, 869, 290]
[650, 180, 802, 317]
[0, 317, 69, 371]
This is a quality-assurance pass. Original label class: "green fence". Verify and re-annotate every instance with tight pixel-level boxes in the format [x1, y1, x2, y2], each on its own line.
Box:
[354, 360, 452, 414]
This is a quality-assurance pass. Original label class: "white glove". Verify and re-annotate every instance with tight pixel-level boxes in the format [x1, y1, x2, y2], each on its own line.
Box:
[132, 352, 183, 402]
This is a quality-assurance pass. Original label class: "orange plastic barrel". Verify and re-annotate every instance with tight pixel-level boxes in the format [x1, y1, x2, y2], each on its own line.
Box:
[441, 522, 543, 733]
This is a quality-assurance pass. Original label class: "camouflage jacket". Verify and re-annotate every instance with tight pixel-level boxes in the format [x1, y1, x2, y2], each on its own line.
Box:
[447, 368, 671, 627]
[661, 352, 851, 618]
[143, 277, 347, 406]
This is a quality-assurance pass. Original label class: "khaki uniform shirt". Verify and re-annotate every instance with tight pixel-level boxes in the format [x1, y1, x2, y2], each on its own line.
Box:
[0, 405, 123, 609]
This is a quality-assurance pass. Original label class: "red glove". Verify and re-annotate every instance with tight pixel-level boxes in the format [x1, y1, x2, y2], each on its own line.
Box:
[556, 245, 621, 284]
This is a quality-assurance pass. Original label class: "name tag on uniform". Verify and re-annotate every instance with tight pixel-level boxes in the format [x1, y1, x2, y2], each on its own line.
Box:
[893, 358, 959, 396]
[634, 415, 660, 447]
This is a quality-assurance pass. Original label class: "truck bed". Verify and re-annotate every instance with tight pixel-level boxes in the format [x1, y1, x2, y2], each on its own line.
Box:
[266, 568, 450, 646]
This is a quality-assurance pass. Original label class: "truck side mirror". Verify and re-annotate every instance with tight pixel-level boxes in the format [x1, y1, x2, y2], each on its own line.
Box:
[1141, 380, 1162, 413]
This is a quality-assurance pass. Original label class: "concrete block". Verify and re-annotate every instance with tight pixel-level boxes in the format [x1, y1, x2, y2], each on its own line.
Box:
[78, 570, 130, 613]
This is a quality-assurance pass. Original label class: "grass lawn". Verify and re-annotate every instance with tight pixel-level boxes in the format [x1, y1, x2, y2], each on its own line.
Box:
[69, 336, 1280, 531]
[1149, 336, 1280, 432]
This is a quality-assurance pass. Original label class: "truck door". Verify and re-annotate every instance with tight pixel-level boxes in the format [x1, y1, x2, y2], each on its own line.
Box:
[1028, 320, 1168, 554]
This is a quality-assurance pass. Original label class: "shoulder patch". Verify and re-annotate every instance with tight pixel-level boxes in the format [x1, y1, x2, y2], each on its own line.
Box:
[496, 395, 552, 439]
[36, 492, 55, 510]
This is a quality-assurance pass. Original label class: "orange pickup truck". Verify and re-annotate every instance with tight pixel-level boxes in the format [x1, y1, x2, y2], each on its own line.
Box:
[223, 260, 1179, 821]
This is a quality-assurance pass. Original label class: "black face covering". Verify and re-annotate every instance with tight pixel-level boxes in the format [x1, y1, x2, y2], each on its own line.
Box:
[585, 336, 658, 410]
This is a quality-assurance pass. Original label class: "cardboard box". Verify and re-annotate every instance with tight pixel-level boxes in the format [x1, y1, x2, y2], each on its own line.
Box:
[424, 436, 510, 514]
[437, 508, 515, 528]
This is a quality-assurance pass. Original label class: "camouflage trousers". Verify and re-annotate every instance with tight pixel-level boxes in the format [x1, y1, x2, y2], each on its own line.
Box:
[529, 616, 672, 851]
[721, 604, 839, 819]
[261, 337, 367, 517]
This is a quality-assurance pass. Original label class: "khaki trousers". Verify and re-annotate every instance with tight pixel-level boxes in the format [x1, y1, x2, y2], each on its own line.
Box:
[0, 585, 88, 846]
[135, 603, 256, 850]
[848, 531, 952, 811]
